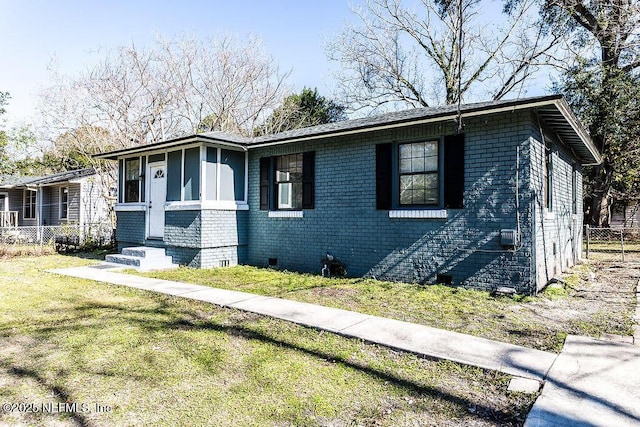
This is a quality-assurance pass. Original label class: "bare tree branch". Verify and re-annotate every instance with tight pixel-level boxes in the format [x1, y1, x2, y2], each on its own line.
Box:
[328, 0, 566, 111]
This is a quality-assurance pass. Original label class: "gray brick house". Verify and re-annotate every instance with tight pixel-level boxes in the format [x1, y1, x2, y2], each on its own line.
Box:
[95, 95, 601, 294]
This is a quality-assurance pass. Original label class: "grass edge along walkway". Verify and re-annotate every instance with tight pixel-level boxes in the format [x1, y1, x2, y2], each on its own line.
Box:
[50, 265, 558, 382]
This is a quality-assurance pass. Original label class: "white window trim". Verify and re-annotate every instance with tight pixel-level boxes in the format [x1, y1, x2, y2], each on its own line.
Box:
[119, 143, 248, 205]
[0, 192, 8, 212]
[23, 189, 37, 219]
[268, 210, 304, 218]
[115, 203, 147, 212]
[165, 200, 249, 211]
[389, 209, 447, 219]
[122, 156, 142, 204]
[59, 186, 69, 220]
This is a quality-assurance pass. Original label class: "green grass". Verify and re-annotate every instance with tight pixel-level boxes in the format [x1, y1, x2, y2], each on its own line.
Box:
[585, 242, 640, 252]
[138, 263, 636, 353]
[0, 254, 534, 426]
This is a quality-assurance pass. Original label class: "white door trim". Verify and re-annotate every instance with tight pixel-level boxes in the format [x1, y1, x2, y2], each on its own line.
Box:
[147, 162, 167, 239]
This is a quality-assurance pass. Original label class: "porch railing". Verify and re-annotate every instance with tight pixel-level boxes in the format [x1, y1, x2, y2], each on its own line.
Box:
[0, 211, 18, 228]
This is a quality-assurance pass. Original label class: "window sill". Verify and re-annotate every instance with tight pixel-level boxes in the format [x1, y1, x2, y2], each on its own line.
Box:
[115, 203, 146, 212]
[388, 209, 447, 219]
[544, 211, 556, 220]
[268, 210, 304, 218]
[165, 201, 249, 211]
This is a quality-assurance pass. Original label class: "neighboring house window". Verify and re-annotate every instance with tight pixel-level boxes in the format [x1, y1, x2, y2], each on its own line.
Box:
[259, 151, 315, 211]
[124, 158, 140, 203]
[24, 189, 36, 219]
[60, 187, 68, 219]
[399, 141, 439, 206]
[376, 135, 464, 210]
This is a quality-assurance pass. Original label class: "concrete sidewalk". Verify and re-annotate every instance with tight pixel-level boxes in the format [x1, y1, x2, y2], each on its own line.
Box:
[525, 335, 640, 426]
[51, 264, 640, 426]
[50, 264, 556, 382]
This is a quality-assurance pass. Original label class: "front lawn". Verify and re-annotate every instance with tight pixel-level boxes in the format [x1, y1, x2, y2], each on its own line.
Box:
[138, 262, 637, 353]
[0, 255, 533, 426]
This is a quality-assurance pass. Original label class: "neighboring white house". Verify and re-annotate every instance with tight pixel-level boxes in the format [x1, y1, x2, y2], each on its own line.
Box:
[611, 199, 640, 228]
[0, 168, 112, 230]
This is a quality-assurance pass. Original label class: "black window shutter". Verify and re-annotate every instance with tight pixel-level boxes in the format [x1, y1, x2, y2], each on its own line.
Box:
[444, 134, 465, 209]
[376, 143, 393, 210]
[302, 151, 315, 209]
[259, 157, 270, 210]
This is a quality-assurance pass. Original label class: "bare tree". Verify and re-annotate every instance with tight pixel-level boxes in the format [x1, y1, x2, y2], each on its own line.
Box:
[327, 0, 564, 111]
[538, 0, 640, 225]
[37, 33, 291, 223]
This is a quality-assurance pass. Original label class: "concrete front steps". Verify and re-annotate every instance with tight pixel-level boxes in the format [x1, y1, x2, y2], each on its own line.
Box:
[105, 247, 178, 271]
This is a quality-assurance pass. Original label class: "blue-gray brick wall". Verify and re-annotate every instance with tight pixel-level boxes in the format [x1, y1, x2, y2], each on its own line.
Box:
[116, 210, 146, 249]
[529, 121, 583, 291]
[163, 209, 248, 268]
[116, 208, 248, 268]
[247, 111, 544, 293]
[113, 108, 583, 294]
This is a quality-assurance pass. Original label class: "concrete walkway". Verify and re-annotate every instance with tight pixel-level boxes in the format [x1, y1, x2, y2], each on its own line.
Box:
[50, 264, 556, 382]
[50, 264, 640, 426]
[525, 335, 640, 426]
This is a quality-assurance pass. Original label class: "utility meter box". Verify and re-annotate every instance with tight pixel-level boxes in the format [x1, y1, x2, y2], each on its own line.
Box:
[500, 229, 519, 247]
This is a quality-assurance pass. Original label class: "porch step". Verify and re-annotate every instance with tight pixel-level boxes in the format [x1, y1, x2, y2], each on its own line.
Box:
[105, 247, 178, 271]
[121, 246, 170, 259]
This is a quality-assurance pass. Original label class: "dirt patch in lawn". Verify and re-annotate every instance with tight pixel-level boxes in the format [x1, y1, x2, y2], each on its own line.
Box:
[524, 256, 639, 339]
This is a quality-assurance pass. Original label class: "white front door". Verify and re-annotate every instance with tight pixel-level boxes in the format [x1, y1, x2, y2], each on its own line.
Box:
[148, 164, 166, 238]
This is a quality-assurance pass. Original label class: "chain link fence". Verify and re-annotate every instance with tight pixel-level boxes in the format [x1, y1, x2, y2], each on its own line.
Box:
[0, 223, 114, 252]
[584, 226, 640, 261]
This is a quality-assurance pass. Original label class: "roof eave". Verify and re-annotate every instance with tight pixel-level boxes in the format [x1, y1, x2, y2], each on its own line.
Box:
[93, 135, 248, 160]
[553, 98, 603, 166]
[247, 95, 566, 148]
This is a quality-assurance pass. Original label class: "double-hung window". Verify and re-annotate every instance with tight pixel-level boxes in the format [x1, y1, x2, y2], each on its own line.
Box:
[124, 158, 140, 203]
[60, 187, 68, 219]
[24, 189, 36, 219]
[260, 151, 315, 211]
[399, 141, 439, 206]
[276, 154, 303, 209]
[376, 134, 464, 210]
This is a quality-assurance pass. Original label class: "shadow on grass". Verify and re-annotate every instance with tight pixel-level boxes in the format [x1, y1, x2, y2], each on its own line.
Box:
[1, 364, 92, 427]
[2, 296, 529, 425]
[73, 299, 524, 424]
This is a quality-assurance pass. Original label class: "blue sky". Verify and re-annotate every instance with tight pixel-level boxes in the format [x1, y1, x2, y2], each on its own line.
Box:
[1, 0, 356, 126]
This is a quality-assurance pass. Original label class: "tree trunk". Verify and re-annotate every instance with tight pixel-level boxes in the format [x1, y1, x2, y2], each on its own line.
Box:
[587, 162, 614, 226]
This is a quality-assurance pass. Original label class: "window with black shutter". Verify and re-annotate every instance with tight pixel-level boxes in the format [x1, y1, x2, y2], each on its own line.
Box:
[260, 151, 315, 211]
[375, 135, 465, 210]
[444, 134, 465, 209]
[376, 143, 393, 210]
[259, 157, 270, 210]
[302, 151, 315, 209]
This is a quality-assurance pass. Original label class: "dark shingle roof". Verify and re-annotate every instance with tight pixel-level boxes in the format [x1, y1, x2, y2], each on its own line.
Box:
[249, 97, 536, 145]
[94, 95, 602, 165]
[0, 168, 96, 188]
[0, 175, 42, 187]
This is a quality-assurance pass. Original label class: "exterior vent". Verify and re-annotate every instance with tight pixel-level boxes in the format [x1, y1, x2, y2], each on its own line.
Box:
[219, 259, 230, 267]
[436, 274, 453, 285]
[500, 229, 519, 247]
